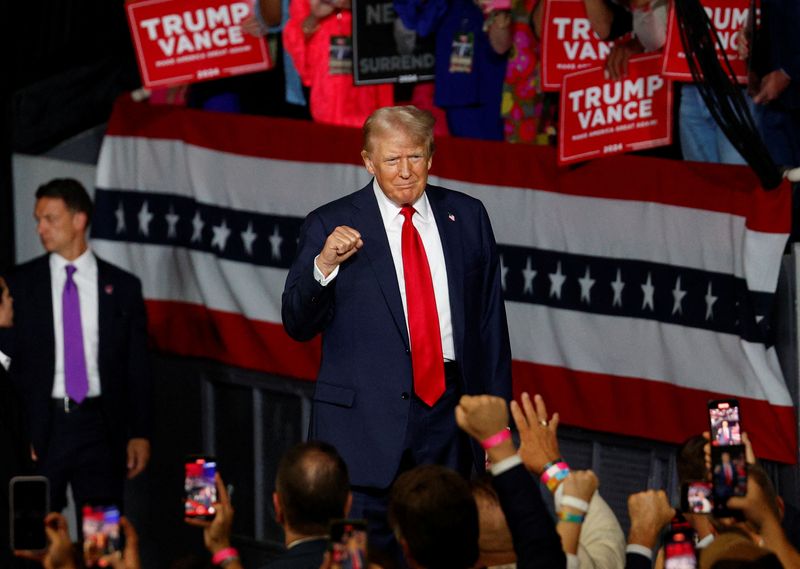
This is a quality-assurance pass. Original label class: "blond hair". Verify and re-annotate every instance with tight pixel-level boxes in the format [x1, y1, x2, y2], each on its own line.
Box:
[362, 106, 436, 156]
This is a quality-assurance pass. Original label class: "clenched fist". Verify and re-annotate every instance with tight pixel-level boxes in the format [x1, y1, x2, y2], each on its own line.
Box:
[317, 226, 364, 277]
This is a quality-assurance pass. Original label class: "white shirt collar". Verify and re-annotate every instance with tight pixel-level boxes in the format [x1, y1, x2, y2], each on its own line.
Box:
[696, 533, 715, 549]
[287, 535, 328, 549]
[371, 179, 431, 226]
[49, 247, 96, 276]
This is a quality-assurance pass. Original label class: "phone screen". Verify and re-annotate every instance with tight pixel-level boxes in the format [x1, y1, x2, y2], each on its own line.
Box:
[82, 504, 122, 566]
[664, 539, 697, 569]
[681, 481, 713, 514]
[10, 476, 49, 551]
[711, 445, 747, 517]
[329, 519, 368, 569]
[708, 399, 742, 447]
[184, 457, 217, 520]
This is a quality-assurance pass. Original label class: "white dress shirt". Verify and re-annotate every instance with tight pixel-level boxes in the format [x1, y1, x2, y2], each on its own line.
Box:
[314, 181, 455, 361]
[50, 249, 102, 398]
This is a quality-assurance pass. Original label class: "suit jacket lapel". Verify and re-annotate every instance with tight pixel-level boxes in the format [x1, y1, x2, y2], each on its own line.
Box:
[427, 187, 466, 363]
[351, 183, 410, 349]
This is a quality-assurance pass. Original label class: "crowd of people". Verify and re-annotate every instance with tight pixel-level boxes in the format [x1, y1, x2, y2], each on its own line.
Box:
[7, 391, 800, 569]
[153, 0, 799, 169]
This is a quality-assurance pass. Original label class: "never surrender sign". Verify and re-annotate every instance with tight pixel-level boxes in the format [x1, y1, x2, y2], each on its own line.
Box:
[352, 0, 435, 85]
[662, 0, 750, 83]
[559, 54, 673, 165]
[127, 0, 272, 88]
[541, 0, 613, 92]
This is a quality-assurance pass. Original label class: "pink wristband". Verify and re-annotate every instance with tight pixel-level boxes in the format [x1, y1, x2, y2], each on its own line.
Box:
[212, 547, 239, 566]
[481, 428, 511, 450]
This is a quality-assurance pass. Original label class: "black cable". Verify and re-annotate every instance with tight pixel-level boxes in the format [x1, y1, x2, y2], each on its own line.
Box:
[674, 0, 782, 189]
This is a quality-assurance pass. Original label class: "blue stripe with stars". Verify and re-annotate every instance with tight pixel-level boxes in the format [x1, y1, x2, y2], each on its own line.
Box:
[92, 188, 775, 345]
[92, 188, 303, 269]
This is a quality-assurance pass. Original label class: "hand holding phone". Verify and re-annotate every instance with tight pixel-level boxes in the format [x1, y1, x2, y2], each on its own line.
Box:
[82, 504, 123, 567]
[184, 456, 217, 520]
[185, 472, 237, 563]
[708, 399, 742, 447]
[9, 476, 49, 551]
[329, 519, 368, 569]
[12, 512, 74, 568]
[707, 399, 747, 518]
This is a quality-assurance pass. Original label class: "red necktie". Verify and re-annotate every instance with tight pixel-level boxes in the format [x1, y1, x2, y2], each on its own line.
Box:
[400, 206, 445, 406]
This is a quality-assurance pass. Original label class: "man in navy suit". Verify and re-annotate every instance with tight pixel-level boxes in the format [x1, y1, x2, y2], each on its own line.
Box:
[262, 441, 351, 569]
[282, 106, 512, 548]
[0, 178, 152, 514]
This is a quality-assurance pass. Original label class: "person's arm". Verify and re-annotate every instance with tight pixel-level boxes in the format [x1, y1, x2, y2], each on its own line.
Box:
[627, 490, 673, 550]
[0, 275, 15, 361]
[258, 0, 283, 28]
[282, 212, 361, 342]
[605, 37, 645, 80]
[509, 392, 561, 476]
[456, 395, 566, 569]
[511, 392, 626, 568]
[582, 0, 616, 40]
[0, 277, 13, 370]
[14, 512, 79, 569]
[726, 470, 800, 568]
[575, 491, 627, 569]
[282, 0, 316, 83]
[487, 11, 513, 55]
[557, 471, 598, 558]
[186, 474, 245, 569]
[754, 0, 800, 104]
[125, 276, 153, 479]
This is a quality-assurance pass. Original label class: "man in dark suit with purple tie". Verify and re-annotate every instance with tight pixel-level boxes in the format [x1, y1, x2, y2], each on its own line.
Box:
[282, 106, 512, 550]
[0, 179, 152, 515]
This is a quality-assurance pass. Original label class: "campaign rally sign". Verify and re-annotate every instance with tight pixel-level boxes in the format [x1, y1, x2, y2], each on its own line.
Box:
[559, 54, 673, 165]
[541, 0, 614, 92]
[127, 0, 272, 88]
[662, 0, 750, 83]
[352, 0, 435, 84]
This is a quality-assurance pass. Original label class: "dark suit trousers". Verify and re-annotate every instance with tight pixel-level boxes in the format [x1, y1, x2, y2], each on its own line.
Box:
[39, 398, 124, 514]
[349, 363, 473, 560]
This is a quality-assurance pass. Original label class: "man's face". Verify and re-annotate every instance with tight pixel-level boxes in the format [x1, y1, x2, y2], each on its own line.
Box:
[34, 197, 86, 256]
[361, 128, 431, 207]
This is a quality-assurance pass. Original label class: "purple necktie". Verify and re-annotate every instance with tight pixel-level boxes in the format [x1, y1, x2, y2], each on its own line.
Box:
[63, 264, 89, 403]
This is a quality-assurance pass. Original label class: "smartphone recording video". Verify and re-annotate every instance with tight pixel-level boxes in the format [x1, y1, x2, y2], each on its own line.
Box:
[708, 399, 741, 446]
[9, 476, 49, 551]
[184, 456, 217, 520]
[664, 526, 697, 569]
[329, 519, 368, 569]
[681, 481, 713, 515]
[711, 445, 747, 518]
[82, 504, 122, 566]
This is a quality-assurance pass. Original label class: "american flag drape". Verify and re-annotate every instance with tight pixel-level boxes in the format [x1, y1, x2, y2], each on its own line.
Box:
[92, 97, 796, 463]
